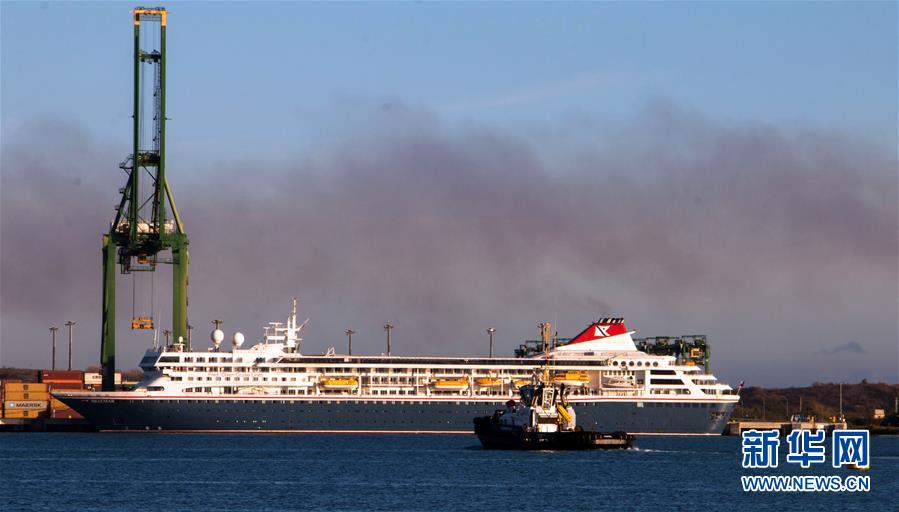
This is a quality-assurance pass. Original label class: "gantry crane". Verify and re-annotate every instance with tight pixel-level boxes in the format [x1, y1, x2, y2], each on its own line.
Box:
[101, 7, 189, 391]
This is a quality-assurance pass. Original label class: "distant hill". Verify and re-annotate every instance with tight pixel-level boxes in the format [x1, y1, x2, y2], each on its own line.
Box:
[0, 367, 41, 383]
[735, 382, 899, 426]
[0, 367, 143, 383]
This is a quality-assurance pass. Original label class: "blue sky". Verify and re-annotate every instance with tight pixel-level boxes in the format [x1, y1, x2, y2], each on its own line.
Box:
[3, 2, 895, 157]
[1, 2, 897, 386]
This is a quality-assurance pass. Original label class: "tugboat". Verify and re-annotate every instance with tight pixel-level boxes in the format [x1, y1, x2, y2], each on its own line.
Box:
[473, 382, 634, 450]
[473, 323, 635, 450]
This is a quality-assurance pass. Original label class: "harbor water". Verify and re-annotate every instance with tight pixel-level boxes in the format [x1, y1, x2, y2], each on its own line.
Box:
[0, 434, 894, 511]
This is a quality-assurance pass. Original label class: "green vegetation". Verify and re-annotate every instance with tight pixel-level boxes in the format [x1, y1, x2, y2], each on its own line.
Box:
[0, 368, 40, 383]
[734, 381, 899, 429]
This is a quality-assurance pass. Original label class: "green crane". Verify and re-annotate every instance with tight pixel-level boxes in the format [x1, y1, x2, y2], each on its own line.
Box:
[101, 7, 188, 391]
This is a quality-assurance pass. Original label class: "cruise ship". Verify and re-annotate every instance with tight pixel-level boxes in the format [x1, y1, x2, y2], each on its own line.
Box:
[56, 300, 739, 434]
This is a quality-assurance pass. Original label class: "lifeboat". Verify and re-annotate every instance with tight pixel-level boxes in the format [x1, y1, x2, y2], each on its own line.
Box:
[602, 375, 636, 388]
[432, 378, 469, 391]
[321, 377, 359, 391]
[513, 379, 532, 387]
[552, 371, 590, 387]
[237, 386, 282, 395]
[475, 377, 503, 388]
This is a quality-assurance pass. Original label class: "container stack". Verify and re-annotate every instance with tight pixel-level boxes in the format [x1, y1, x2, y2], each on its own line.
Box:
[83, 371, 122, 390]
[41, 370, 85, 420]
[1, 382, 50, 419]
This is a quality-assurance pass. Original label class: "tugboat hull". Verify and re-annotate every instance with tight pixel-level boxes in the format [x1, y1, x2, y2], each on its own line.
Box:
[473, 416, 634, 450]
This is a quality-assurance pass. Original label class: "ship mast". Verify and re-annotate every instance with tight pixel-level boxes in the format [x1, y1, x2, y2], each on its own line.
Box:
[539, 322, 552, 383]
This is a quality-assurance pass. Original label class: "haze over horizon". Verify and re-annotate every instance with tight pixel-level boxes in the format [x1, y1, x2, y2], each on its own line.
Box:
[2, 2, 897, 387]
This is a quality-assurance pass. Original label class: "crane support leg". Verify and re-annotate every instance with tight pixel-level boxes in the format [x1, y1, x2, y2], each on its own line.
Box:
[171, 235, 189, 345]
[101, 234, 117, 391]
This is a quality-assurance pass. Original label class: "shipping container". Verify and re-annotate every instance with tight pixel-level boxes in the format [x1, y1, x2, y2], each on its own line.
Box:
[2, 382, 49, 392]
[2, 391, 50, 401]
[40, 370, 84, 383]
[3, 400, 49, 411]
[82, 372, 123, 386]
[48, 382, 85, 391]
[2, 409, 46, 419]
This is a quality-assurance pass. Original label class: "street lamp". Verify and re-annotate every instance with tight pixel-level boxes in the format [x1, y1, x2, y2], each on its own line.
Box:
[49, 326, 59, 370]
[486, 327, 496, 358]
[64, 321, 76, 371]
[345, 329, 355, 356]
[384, 322, 394, 356]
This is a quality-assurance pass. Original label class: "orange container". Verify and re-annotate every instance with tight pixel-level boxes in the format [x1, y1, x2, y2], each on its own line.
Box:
[3, 400, 49, 411]
[2, 409, 46, 419]
[2, 383, 48, 392]
[2, 391, 49, 401]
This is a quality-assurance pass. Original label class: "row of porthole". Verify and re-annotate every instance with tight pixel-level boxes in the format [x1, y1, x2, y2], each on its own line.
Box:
[612, 361, 660, 367]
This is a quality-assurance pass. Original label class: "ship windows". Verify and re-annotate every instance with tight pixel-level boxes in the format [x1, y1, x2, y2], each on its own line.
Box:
[651, 378, 686, 385]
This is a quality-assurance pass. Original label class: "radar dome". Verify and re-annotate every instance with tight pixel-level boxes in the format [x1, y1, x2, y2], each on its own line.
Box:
[211, 329, 225, 344]
[233, 332, 245, 348]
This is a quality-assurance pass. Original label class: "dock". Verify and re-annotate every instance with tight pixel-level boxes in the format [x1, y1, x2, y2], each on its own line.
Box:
[725, 419, 848, 436]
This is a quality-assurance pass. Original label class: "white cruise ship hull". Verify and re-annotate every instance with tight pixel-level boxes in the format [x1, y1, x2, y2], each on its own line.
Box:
[58, 311, 740, 434]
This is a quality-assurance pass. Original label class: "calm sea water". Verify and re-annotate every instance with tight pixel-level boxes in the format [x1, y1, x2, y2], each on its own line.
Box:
[0, 434, 894, 511]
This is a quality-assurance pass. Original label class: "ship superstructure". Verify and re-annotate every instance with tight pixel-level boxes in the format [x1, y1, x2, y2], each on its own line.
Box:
[57, 300, 739, 434]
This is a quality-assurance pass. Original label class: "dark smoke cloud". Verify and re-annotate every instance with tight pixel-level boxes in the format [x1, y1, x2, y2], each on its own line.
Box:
[2, 101, 896, 386]
[819, 341, 866, 355]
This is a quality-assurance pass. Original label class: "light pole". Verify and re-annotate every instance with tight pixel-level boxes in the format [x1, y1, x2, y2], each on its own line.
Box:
[384, 322, 394, 356]
[64, 321, 76, 371]
[486, 327, 496, 358]
[345, 329, 355, 356]
[49, 326, 59, 370]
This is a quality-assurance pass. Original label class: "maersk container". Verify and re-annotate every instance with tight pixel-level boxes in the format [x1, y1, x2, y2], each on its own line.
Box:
[2, 409, 45, 419]
[2, 382, 48, 392]
[2, 391, 49, 401]
[3, 400, 49, 411]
